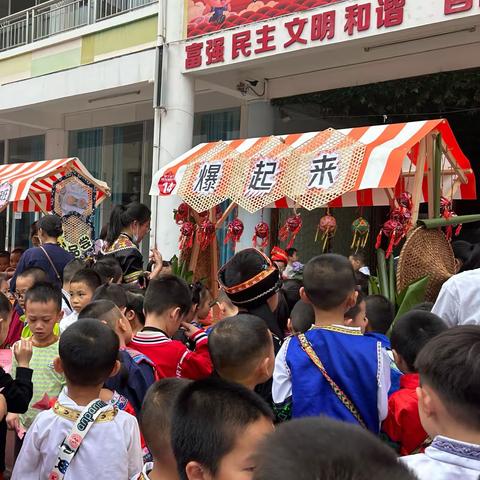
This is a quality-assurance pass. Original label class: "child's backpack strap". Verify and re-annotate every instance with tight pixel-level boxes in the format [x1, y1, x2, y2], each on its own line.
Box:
[125, 347, 160, 381]
[49, 399, 112, 480]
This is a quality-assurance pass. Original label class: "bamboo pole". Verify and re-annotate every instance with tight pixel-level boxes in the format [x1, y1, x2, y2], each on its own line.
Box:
[215, 202, 236, 230]
[210, 208, 219, 300]
[426, 134, 435, 219]
[433, 134, 442, 219]
[411, 138, 427, 225]
[418, 215, 480, 229]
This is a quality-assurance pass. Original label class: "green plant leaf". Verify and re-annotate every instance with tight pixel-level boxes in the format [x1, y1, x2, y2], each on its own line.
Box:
[387, 276, 429, 337]
[376, 249, 389, 299]
[368, 276, 380, 295]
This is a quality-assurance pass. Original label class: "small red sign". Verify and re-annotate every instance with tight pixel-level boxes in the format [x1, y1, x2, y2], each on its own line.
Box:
[158, 172, 177, 196]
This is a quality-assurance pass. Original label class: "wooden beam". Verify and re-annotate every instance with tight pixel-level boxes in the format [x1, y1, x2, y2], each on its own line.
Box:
[442, 141, 468, 184]
[411, 138, 427, 225]
[401, 168, 472, 178]
[215, 202, 237, 229]
[209, 208, 219, 300]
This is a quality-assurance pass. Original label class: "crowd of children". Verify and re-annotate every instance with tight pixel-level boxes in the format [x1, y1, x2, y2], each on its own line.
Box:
[0, 235, 476, 480]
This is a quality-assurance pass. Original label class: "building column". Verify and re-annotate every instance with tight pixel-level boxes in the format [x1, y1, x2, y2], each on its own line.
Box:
[150, 1, 195, 260]
[235, 100, 274, 252]
[45, 129, 68, 159]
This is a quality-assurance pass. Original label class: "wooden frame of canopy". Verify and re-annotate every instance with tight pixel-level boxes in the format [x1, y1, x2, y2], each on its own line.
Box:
[151, 119, 476, 292]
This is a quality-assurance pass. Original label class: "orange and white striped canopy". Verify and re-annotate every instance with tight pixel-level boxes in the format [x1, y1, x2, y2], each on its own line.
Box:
[150, 119, 476, 209]
[0, 157, 110, 213]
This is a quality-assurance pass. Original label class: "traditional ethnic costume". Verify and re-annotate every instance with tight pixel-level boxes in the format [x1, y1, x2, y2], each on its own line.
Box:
[218, 248, 284, 403]
[273, 325, 390, 433]
[382, 373, 428, 455]
[365, 331, 402, 395]
[103, 233, 144, 284]
[129, 327, 212, 380]
[131, 462, 154, 480]
[400, 436, 480, 479]
[12, 389, 143, 479]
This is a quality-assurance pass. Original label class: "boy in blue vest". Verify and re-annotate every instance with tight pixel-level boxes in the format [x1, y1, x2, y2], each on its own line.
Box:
[272, 254, 390, 432]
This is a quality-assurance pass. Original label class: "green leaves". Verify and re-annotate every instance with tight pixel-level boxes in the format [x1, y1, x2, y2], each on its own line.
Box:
[387, 276, 429, 337]
[170, 255, 194, 284]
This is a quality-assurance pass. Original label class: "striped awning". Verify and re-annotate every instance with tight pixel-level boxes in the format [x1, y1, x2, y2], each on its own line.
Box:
[150, 119, 476, 209]
[0, 157, 110, 213]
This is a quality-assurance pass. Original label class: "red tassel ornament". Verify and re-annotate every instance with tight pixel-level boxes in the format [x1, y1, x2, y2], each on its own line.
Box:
[376, 192, 414, 258]
[252, 221, 269, 249]
[198, 220, 216, 251]
[224, 218, 244, 249]
[179, 222, 195, 251]
[440, 196, 462, 241]
[174, 203, 190, 225]
[279, 214, 302, 249]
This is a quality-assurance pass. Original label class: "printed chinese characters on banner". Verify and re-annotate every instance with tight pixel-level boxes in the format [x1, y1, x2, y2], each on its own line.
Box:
[185, 0, 408, 70]
[308, 153, 340, 190]
[193, 162, 223, 195]
[245, 156, 280, 197]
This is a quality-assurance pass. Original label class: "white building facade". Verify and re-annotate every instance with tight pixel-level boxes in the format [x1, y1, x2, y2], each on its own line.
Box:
[1, 0, 480, 258]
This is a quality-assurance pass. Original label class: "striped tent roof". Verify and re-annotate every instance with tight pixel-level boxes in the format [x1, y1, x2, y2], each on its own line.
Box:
[0, 157, 110, 213]
[150, 119, 476, 208]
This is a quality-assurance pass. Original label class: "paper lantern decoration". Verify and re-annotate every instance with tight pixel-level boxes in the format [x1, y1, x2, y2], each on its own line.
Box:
[316, 213, 337, 253]
[279, 214, 302, 250]
[224, 218, 244, 249]
[351, 217, 370, 252]
[252, 221, 269, 249]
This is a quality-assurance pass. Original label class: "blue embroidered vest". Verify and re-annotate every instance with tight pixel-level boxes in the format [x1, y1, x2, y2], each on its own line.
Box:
[287, 326, 381, 432]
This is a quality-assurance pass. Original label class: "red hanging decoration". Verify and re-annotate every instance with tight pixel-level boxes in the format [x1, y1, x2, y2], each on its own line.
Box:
[198, 210, 209, 220]
[174, 203, 190, 225]
[252, 221, 270, 249]
[198, 220, 216, 251]
[440, 196, 462, 241]
[179, 222, 195, 252]
[316, 213, 337, 253]
[224, 218, 244, 249]
[279, 214, 302, 249]
[376, 192, 413, 258]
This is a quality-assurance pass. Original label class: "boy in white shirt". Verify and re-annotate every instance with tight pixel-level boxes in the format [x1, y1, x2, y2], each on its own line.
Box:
[400, 326, 480, 479]
[12, 318, 143, 479]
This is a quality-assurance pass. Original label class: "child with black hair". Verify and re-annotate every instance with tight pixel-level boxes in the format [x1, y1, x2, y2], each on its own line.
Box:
[125, 289, 145, 335]
[7, 283, 66, 451]
[344, 290, 368, 332]
[79, 300, 156, 415]
[9, 248, 24, 272]
[216, 289, 238, 320]
[400, 326, 480, 478]
[93, 257, 123, 284]
[60, 268, 102, 333]
[3, 268, 47, 348]
[134, 378, 191, 480]
[253, 417, 418, 480]
[93, 283, 128, 309]
[288, 300, 314, 335]
[0, 293, 33, 480]
[61, 259, 85, 317]
[273, 254, 390, 432]
[382, 310, 448, 456]
[209, 314, 275, 391]
[0, 253, 10, 273]
[364, 294, 402, 396]
[189, 282, 213, 328]
[172, 377, 274, 480]
[129, 275, 213, 380]
[12, 319, 143, 479]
